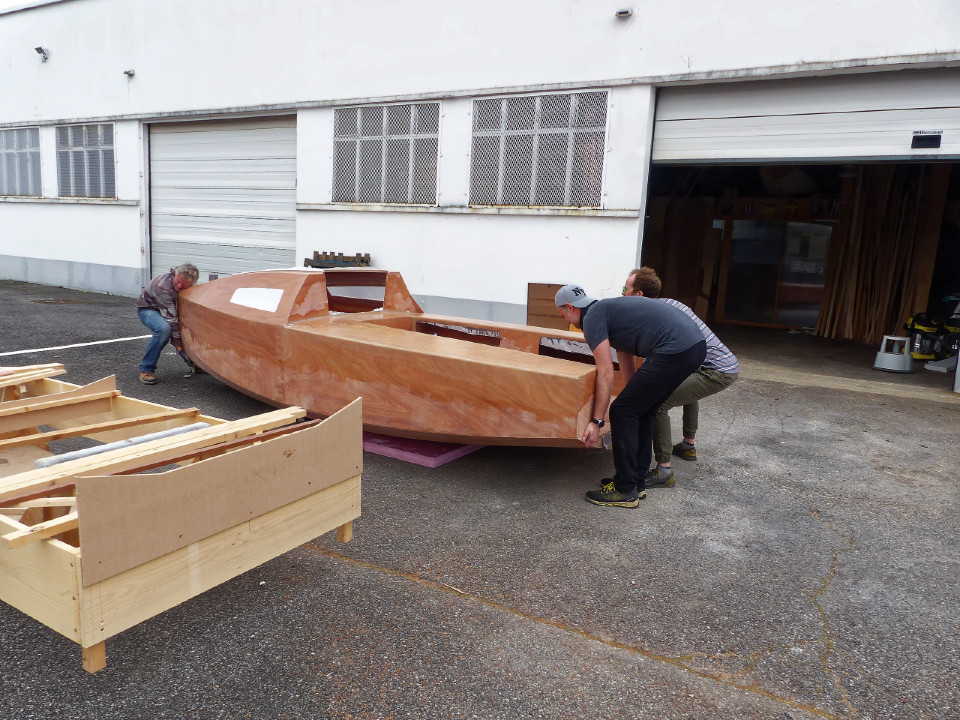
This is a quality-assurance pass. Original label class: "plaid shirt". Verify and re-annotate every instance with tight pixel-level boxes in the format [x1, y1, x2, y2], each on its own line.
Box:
[136, 270, 183, 342]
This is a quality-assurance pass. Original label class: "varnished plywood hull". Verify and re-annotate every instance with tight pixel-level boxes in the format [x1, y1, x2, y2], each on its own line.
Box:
[180, 270, 603, 447]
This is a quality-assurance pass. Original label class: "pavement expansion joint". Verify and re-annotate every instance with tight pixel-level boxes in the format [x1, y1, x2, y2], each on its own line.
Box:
[306, 543, 847, 719]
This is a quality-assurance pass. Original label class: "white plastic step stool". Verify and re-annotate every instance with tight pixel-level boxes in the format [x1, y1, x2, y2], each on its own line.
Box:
[873, 335, 913, 373]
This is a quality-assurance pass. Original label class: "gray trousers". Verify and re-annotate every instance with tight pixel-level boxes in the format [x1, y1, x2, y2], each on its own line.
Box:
[653, 367, 738, 463]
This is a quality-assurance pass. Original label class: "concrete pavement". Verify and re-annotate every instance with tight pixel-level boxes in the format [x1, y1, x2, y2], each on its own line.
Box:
[1, 279, 958, 720]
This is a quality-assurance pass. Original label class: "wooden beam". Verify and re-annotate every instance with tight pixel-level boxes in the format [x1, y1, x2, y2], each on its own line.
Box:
[2, 511, 79, 549]
[0, 408, 306, 504]
[0, 377, 121, 435]
[0, 367, 67, 390]
[82, 641, 106, 673]
[109, 418, 322, 474]
[0, 408, 202, 452]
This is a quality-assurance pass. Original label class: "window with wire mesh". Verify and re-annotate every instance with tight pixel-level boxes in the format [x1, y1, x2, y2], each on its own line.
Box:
[56, 123, 116, 198]
[0, 127, 41, 196]
[333, 103, 439, 204]
[470, 91, 607, 207]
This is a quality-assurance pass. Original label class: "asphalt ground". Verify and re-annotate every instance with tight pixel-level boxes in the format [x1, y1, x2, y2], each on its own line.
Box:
[1, 279, 958, 720]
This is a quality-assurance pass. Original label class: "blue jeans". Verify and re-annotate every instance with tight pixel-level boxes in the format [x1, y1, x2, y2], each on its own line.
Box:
[138, 308, 172, 373]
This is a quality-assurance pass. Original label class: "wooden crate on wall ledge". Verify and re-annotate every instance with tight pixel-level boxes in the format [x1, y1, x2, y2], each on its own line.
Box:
[0, 365, 361, 673]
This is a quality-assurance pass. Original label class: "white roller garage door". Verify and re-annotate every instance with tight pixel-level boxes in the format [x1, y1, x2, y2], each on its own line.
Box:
[150, 116, 297, 281]
[653, 68, 960, 164]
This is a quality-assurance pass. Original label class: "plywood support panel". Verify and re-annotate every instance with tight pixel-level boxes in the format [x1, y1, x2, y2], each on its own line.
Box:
[78, 399, 362, 586]
[0, 407, 306, 503]
[78, 474, 361, 649]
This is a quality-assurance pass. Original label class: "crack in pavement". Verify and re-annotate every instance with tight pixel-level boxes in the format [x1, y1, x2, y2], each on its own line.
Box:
[307, 542, 842, 719]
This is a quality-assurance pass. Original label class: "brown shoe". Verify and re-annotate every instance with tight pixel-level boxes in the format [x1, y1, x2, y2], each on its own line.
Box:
[139, 371, 157, 385]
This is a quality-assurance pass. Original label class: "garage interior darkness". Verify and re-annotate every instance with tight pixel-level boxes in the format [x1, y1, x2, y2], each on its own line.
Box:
[642, 162, 960, 347]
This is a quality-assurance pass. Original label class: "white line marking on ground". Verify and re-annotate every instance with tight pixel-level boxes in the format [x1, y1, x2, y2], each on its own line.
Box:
[0, 335, 151, 357]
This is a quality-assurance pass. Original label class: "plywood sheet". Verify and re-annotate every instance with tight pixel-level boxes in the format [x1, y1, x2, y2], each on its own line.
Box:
[77, 399, 361, 586]
[527, 283, 569, 330]
[78, 475, 360, 647]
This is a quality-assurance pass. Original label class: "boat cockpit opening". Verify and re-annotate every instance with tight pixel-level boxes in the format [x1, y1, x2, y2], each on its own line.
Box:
[414, 321, 501, 346]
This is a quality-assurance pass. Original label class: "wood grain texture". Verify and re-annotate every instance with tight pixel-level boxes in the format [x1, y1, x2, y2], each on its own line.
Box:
[77, 399, 361, 586]
[78, 475, 360, 649]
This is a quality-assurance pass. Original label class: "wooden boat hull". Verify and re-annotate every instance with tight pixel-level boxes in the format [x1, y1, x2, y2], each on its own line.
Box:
[179, 269, 611, 447]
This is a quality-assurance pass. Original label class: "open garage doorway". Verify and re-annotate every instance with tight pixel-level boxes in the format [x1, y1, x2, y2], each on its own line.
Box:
[641, 162, 960, 348]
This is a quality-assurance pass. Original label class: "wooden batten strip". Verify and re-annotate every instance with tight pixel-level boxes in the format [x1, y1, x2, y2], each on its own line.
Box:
[0, 407, 306, 504]
[0, 363, 64, 373]
[10, 497, 77, 509]
[111, 418, 322, 474]
[0, 408, 202, 452]
[0, 390, 120, 419]
[0, 367, 67, 389]
[1, 511, 79, 549]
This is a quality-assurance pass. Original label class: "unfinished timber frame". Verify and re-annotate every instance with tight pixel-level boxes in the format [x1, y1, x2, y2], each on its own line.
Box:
[0, 364, 362, 673]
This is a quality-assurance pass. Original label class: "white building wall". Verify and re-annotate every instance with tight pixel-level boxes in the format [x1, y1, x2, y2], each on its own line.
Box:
[2, 0, 958, 124]
[2, 0, 959, 309]
[294, 86, 653, 319]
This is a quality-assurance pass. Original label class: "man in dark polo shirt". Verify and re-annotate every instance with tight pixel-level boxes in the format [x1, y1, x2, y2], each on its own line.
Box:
[555, 284, 706, 508]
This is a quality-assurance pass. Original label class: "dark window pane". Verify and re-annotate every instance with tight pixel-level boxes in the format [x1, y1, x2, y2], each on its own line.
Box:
[383, 138, 409, 203]
[334, 109, 357, 137]
[360, 108, 383, 136]
[29, 152, 41, 195]
[357, 139, 382, 202]
[333, 141, 357, 202]
[574, 92, 607, 128]
[505, 96, 535, 131]
[501, 135, 533, 204]
[540, 95, 571, 129]
[470, 136, 500, 204]
[72, 150, 86, 196]
[102, 149, 116, 197]
[415, 104, 439, 134]
[474, 99, 502, 131]
[534, 133, 568, 206]
[387, 105, 411, 135]
[57, 150, 71, 194]
[570, 132, 604, 206]
[412, 137, 437, 204]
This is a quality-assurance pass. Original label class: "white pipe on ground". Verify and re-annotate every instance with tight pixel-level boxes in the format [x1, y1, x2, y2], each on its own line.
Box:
[34, 422, 211, 468]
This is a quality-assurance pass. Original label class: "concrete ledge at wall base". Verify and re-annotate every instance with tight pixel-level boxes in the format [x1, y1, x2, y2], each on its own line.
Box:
[0, 256, 142, 298]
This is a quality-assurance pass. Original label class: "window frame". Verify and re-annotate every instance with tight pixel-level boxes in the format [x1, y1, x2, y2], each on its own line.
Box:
[469, 91, 609, 208]
[332, 102, 440, 205]
[0, 127, 42, 197]
[56, 123, 116, 199]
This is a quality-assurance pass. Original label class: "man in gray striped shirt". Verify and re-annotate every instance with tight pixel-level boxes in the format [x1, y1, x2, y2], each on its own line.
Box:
[623, 267, 739, 487]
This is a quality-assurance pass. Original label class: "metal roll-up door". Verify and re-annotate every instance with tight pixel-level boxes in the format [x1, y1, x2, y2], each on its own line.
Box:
[652, 69, 960, 164]
[149, 116, 297, 281]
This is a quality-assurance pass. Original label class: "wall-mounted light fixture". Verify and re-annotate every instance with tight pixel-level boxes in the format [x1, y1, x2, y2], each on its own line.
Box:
[34, 46, 50, 62]
[615, 8, 633, 19]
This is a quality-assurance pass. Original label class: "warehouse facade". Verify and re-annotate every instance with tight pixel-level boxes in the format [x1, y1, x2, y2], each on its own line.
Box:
[1, 0, 959, 335]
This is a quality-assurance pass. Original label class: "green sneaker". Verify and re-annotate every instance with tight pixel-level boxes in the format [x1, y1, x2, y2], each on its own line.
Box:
[672, 442, 697, 461]
[585, 479, 645, 507]
[646, 466, 675, 487]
